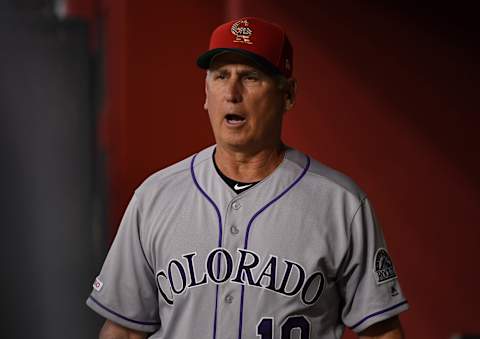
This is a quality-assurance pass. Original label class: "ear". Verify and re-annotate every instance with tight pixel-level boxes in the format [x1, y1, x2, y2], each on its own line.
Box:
[284, 78, 297, 112]
[204, 76, 209, 111]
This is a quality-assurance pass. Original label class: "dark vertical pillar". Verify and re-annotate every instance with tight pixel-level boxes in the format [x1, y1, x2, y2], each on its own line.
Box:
[0, 2, 103, 338]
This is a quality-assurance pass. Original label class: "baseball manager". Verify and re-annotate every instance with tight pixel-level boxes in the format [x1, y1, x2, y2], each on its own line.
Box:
[87, 17, 409, 339]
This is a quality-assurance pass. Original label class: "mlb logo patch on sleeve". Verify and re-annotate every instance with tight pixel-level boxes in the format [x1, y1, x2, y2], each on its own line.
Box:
[373, 248, 397, 285]
[93, 277, 103, 291]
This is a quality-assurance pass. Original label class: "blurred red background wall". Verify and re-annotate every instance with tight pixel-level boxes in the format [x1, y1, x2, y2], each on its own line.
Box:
[99, 1, 479, 338]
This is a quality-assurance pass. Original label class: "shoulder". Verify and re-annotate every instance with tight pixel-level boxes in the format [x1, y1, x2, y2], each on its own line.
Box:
[134, 145, 215, 202]
[285, 147, 367, 203]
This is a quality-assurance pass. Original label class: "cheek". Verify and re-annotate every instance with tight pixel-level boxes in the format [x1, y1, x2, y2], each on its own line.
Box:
[207, 103, 224, 127]
[207, 90, 221, 108]
[251, 96, 283, 122]
[205, 94, 218, 117]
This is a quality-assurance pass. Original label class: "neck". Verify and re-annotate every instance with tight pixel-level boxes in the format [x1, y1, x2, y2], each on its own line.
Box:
[214, 142, 286, 182]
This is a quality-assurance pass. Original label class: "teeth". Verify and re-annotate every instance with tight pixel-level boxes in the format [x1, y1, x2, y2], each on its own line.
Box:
[226, 114, 244, 121]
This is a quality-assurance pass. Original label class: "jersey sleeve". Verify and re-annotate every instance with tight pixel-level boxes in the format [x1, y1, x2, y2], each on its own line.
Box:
[338, 197, 409, 333]
[86, 194, 161, 333]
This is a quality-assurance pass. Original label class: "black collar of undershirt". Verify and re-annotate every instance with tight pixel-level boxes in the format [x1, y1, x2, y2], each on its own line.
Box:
[212, 148, 260, 194]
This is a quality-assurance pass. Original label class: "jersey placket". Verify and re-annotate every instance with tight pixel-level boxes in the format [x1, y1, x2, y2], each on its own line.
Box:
[216, 195, 249, 339]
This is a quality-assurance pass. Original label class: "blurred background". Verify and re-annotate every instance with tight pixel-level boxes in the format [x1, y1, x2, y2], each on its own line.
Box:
[0, 0, 478, 338]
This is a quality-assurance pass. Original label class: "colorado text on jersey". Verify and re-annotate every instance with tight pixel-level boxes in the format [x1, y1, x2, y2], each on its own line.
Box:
[155, 248, 325, 306]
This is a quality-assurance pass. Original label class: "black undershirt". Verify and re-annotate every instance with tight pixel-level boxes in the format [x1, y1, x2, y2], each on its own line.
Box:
[212, 149, 260, 194]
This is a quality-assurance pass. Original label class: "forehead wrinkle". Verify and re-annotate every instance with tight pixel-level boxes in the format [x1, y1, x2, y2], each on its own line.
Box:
[208, 65, 269, 83]
[210, 62, 260, 73]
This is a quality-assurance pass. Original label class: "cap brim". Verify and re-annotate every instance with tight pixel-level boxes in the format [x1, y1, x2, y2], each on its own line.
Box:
[196, 48, 281, 76]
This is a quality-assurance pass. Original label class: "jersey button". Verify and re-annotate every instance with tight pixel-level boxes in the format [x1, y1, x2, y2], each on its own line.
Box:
[230, 225, 239, 235]
[232, 201, 241, 210]
[225, 294, 234, 303]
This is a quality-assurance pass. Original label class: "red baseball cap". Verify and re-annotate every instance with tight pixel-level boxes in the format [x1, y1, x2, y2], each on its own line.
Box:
[197, 17, 293, 78]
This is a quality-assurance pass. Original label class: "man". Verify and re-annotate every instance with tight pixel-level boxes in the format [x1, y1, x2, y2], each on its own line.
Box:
[87, 17, 409, 339]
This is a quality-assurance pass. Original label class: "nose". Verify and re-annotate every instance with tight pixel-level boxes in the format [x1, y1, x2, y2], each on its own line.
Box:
[224, 77, 242, 103]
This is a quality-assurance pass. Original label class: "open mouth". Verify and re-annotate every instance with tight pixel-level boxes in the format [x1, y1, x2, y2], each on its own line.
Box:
[225, 114, 246, 125]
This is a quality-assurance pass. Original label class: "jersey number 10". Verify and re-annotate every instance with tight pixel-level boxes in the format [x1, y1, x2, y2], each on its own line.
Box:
[257, 316, 310, 338]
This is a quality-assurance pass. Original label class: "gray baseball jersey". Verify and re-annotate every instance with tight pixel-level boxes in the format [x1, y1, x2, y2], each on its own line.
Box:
[86, 145, 408, 338]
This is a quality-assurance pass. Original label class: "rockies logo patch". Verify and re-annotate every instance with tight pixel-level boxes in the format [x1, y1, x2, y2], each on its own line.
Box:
[373, 248, 397, 285]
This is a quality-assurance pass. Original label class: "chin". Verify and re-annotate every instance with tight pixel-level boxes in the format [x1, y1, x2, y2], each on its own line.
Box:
[218, 132, 250, 146]
[218, 137, 252, 149]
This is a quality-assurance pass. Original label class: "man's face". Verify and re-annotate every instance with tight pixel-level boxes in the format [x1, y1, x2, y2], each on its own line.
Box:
[204, 53, 293, 152]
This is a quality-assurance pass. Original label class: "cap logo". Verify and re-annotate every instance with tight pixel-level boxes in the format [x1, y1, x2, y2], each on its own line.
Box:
[231, 19, 253, 45]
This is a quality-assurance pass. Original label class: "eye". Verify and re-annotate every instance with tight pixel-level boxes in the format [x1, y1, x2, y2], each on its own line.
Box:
[244, 73, 258, 81]
[213, 72, 227, 80]
[244, 74, 259, 82]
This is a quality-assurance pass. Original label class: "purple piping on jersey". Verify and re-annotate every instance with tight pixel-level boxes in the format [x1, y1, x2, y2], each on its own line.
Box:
[238, 155, 311, 339]
[350, 300, 408, 330]
[190, 153, 223, 339]
[136, 213, 156, 275]
[88, 296, 161, 326]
